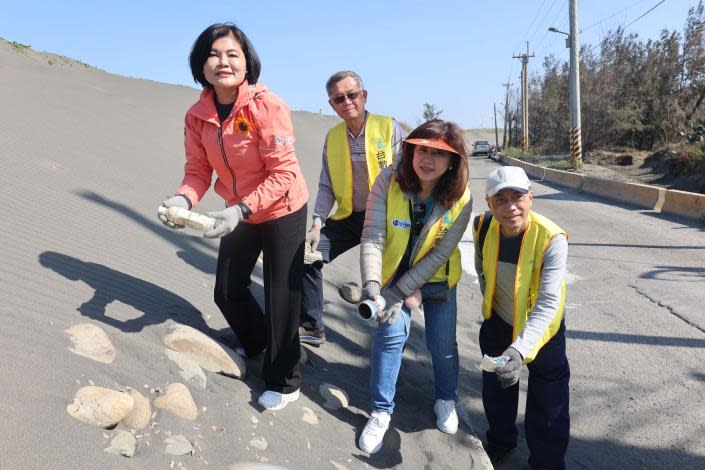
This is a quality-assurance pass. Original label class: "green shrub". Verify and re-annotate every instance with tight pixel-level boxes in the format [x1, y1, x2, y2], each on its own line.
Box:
[504, 147, 537, 159]
[548, 161, 573, 170]
[9, 41, 30, 52]
[672, 144, 705, 176]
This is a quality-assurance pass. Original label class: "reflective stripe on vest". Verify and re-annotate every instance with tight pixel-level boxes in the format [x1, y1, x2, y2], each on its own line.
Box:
[326, 114, 394, 220]
[381, 174, 470, 288]
[479, 210, 567, 363]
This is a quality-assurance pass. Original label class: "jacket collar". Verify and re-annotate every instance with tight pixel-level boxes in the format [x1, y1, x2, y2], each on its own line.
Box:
[190, 81, 267, 123]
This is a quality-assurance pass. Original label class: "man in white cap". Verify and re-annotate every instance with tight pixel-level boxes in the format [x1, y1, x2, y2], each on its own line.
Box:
[473, 166, 570, 469]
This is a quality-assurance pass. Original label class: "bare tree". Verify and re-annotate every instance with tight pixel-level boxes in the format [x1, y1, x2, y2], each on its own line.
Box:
[528, 1, 705, 151]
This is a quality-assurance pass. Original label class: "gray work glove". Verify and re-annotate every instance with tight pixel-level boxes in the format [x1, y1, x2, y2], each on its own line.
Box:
[379, 286, 405, 324]
[205, 205, 243, 239]
[158, 195, 190, 229]
[362, 281, 381, 302]
[306, 226, 321, 252]
[496, 347, 523, 388]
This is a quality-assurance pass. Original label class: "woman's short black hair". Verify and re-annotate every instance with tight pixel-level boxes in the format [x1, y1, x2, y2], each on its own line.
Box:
[189, 23, 261, 88]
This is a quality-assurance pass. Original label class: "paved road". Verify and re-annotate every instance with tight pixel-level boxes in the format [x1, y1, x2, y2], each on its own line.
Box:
[464, 155, 705, 469]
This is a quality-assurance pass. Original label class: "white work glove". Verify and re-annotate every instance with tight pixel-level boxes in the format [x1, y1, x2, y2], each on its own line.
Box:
[362, 281, 381, 302]
[379, 286, 405, 324]
[306, 225, 321, 252]
[204, 205, 243, 239]
[158, 195, 190, 229]
[405, 289, 423, 315]
[496, 347, 523, 388]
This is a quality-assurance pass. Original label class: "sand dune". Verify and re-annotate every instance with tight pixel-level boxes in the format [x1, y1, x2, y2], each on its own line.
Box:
[0, 40, 489, 469]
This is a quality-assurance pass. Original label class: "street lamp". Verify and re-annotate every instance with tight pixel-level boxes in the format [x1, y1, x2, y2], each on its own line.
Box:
[548, 27, 571, 48]
[547, 0, 582, 169]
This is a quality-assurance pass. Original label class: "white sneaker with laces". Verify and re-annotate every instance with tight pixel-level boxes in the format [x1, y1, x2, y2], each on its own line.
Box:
[257, 389, 300, 411]
[358, 411, 391, 453]
[434, 399, 459, 434]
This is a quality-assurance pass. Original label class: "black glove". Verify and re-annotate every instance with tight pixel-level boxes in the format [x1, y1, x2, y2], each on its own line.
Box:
[496, 347, 523, 388]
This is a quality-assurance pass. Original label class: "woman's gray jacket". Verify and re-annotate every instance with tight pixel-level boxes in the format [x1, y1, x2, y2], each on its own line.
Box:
[360, 166, 473, 297]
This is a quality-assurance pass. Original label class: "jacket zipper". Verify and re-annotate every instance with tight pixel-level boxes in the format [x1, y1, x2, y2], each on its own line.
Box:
[217, 127, 238, 198]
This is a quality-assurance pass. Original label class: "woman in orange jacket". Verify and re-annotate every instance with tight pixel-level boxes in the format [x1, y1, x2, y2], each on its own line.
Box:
[158, 23, 308, 411]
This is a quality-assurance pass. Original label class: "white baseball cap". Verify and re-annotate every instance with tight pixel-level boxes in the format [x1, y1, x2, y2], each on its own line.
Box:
[486, 166, 531, 197]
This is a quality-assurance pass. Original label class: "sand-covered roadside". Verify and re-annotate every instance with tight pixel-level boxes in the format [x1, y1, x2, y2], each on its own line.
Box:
[0, 40, 491, 469]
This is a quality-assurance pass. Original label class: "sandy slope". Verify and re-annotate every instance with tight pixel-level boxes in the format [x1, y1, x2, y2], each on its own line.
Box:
[0, 41, 490, 469]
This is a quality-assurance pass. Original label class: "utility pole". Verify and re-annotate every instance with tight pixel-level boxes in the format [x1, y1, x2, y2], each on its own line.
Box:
[493, 103, 499, 149]
[502, 82, 512, 149]
[513, 41, 534, 151]
[569, 0, 582, 167]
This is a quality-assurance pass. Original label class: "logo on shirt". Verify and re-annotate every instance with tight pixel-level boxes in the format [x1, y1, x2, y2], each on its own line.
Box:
[391, 219, 411, 229]
[376, 149, 387, 170]
[370, 137, 388, 170]
[273, 136, 294, 145]
[433, 211, 453, 247]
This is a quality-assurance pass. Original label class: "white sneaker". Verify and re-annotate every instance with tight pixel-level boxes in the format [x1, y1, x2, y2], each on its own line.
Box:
[358, 411, 391, 453]
[434, 399, 458, 434]
[257, 389, 300, 411]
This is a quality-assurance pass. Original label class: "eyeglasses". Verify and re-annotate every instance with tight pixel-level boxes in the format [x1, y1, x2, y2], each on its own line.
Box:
[491, 193, 529, 207]
[412, 203, 426, 236]
[329, 90, 364, 105]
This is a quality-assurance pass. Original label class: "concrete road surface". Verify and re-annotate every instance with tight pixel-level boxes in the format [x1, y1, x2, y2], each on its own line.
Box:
[462, 155, 705, 469]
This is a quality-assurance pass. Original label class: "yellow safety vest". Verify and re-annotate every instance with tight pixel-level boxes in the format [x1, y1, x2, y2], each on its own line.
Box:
[326, 114, 394, 220]
[381, 174, 470, 288]
[474, 210, 567, 363]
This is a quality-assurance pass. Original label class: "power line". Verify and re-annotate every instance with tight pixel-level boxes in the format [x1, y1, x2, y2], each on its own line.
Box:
[582, 0, 650, 31]
[624, 0, 666, 29]
[584, 0, 669, 55]
[524, 0, 550, 42]
[518, 0, 559, 51]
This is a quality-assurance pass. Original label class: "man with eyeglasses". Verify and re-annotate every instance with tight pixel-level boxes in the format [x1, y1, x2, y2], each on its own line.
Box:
[299, 71, 403, 345]
[473, 166, 570, 469]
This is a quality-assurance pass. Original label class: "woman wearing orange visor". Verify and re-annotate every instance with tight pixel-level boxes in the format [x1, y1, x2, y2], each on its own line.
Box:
[356, 119, 473, 453]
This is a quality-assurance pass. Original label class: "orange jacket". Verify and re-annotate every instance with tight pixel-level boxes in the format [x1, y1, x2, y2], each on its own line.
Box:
[176, 81, 308, 224]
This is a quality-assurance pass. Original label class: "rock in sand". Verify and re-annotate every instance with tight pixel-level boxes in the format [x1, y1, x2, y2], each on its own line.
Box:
[154, 383, 198, 421]
[122, 387, 151, 430]
[66, 386, 134, 428]
[104, 430, 137, 457]
[165, 348, 207, 390]
[249, 436, 268, 450]
[64, 323, 116, 364]
[300, 407, 318, 425]
[319, 384, 349, 410]
[338, 282, 361, 304]
[164, 324, 245, 378]
[164, 434, 194, 456]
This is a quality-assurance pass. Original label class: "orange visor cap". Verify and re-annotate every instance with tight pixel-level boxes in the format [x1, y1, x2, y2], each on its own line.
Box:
[403, 137, 461, 156]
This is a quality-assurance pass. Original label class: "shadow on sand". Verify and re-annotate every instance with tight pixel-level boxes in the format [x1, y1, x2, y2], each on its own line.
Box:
[39, 251, 219, 335]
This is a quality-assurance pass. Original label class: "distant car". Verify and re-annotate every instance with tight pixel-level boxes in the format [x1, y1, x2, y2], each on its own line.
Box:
[472, 140, 490, 156]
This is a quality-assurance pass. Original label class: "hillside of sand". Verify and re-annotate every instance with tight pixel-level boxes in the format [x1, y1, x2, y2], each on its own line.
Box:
[0, 39, 490, 469]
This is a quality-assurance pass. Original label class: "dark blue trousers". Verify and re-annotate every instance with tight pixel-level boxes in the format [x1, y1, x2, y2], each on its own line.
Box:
[480, 315, 570, 470]
[300, 211, 366, 331]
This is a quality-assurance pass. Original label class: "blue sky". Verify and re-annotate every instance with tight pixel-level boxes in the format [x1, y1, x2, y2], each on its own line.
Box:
[1, 0, 699, 128]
